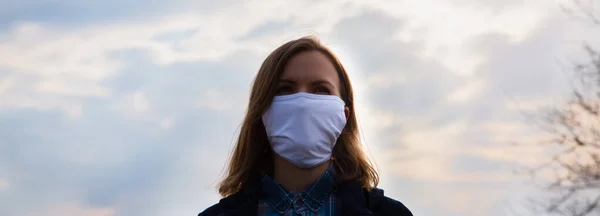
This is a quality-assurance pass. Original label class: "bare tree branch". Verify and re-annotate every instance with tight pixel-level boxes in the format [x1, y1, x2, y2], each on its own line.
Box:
[560, 0, 600, 25]
[520, 2, 600, 213]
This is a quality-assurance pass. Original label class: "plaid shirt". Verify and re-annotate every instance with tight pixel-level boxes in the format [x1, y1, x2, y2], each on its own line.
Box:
[257, 165, 337, 216]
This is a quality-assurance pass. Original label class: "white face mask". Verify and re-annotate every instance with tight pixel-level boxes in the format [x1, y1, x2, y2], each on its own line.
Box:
[262, 92, 347, 168]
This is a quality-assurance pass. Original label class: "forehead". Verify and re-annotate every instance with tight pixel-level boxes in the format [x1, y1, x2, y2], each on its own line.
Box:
[281, 50, 340, 85]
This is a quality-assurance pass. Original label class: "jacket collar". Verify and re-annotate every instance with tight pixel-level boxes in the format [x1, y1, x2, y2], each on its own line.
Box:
[217, 173, 374, 216]
[260, 164, 336, 213]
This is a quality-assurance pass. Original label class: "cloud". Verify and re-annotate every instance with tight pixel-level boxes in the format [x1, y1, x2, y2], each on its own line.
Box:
[447, 78, 487, 104]
[25, 203, 116, 216]
[0, 23, 264, 215]
[0, 0, 237, 29]
[2, 1, 600, 216]
[0, 179, 8, 190]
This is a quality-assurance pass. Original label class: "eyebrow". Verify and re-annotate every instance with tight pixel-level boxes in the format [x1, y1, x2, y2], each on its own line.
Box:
[279, 79, 334, 86]
[278, 79, 295, 84]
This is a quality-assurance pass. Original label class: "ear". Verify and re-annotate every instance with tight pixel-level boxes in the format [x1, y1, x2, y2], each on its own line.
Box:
[344, 106, 350, 120]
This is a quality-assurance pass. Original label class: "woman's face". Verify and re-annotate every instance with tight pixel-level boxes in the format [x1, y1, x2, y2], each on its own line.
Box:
[276, 51, 342, 97]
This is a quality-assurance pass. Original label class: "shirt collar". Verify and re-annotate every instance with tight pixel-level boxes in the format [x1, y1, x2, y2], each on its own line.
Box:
[261, 164, 336, 213]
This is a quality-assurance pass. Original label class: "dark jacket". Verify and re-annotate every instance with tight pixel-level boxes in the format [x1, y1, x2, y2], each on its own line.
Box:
[198, 174, 413, 216]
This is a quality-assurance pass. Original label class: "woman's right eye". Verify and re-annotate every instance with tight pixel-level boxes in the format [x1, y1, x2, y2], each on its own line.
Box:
[275, 86, 293, 95]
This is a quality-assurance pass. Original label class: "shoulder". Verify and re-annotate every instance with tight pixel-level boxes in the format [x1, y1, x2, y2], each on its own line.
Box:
[198, 202, 223, 216]
[200, 175, 264, 216]
[368, 188, 413, 216]
[198, 193, 246, 216]
[198, 197, 231, 216]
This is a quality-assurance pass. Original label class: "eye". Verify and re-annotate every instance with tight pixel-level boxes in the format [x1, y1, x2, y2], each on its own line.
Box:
[313, 86, 331, 95]
[275, 86, 293, 95]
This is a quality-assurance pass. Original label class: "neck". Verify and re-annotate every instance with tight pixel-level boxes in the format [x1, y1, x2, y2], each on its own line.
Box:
[272, 155, 331, 193]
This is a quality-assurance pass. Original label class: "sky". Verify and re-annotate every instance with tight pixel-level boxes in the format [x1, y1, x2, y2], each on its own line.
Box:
[1, 0, 599, 216]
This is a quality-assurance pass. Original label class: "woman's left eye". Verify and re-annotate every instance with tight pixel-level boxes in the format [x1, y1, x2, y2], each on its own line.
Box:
[314, 87, 331, 94]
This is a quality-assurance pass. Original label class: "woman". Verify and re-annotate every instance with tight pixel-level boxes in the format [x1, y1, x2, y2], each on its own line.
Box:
[199, 36, 412, 216]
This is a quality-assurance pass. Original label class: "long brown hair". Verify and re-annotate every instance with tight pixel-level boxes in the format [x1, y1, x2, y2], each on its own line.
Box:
[217, 36, 379, 197]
